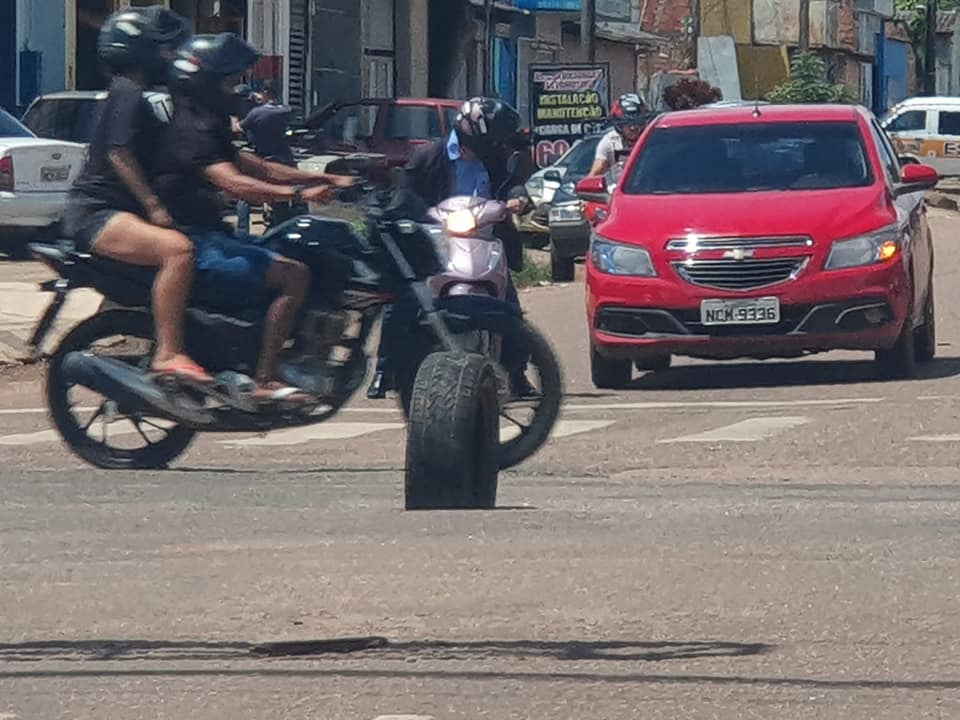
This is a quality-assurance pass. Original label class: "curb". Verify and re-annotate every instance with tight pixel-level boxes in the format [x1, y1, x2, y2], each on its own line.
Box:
[927, 190, 959, 211]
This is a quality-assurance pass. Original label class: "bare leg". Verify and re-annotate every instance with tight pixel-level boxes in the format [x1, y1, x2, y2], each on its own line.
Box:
[90, 212, 210, 381]
[253, 256, 310, 396]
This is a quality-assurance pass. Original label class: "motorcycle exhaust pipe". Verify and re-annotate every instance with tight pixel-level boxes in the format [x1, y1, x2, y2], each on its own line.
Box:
[60, 352, 215, 428]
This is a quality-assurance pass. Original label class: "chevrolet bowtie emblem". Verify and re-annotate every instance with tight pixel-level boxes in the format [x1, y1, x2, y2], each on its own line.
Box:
[723, 248, 754, 261]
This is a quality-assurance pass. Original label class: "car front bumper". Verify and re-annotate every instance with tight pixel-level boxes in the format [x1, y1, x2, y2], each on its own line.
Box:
[586, 256, 911, 360]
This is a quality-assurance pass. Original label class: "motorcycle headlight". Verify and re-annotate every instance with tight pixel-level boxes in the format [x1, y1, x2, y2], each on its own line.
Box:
[590, 234, 657, 277]
[444, 209, 478, 235]
[825, 223, 901, 270]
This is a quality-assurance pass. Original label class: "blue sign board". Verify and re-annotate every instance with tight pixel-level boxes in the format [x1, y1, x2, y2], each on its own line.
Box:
[512, 0, 581, 10]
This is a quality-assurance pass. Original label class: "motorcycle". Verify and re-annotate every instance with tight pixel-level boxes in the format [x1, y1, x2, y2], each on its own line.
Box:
[27, 170, 558, 509]
[414, 192, 563, 470]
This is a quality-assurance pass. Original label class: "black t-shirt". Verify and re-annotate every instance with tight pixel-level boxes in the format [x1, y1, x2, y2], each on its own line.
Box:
[71, 75, 161, 214]
[241, 103, 295, 165]
[152, 98, 238, 231]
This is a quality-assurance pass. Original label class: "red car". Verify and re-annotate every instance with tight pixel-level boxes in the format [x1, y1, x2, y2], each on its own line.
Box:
[576, 103, 940, 389]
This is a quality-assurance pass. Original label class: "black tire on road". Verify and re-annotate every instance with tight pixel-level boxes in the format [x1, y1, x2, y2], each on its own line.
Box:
[591, 344, 632, 389]
[875, 307, 917, 380]
[550, 244, 576, 282]
[914, 281, 936, 363]
[47, 309, 197, 469]
[404, 351, 500, 510]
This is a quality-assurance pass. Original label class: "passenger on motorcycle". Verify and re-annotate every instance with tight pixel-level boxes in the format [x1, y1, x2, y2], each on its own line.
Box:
[367, 96, 535, 400]
[151, 33, 355, 405]
[588, 93, 649, 178]
[61, 6, 211, 385]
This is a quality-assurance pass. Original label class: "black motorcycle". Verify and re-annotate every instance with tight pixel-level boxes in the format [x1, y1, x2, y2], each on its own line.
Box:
[26, 176, 561, 510]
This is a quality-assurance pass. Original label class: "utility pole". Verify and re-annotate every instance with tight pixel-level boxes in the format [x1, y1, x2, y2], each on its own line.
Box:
[798, 0, 810, 51]
[582, 0, 596, 62]
[484, 0, 494, 95]
[924, 0, 938, 95]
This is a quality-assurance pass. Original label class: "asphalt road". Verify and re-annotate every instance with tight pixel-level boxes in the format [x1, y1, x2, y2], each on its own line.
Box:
[2, 211, 960, 718]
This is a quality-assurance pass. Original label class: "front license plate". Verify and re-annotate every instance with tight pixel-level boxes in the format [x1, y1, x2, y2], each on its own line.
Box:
[701, 297, 780, 326]
[41, 165, 70, 182]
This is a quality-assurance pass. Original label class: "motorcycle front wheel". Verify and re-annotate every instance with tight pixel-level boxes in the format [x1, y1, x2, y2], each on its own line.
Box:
[397, 317, 563, 470]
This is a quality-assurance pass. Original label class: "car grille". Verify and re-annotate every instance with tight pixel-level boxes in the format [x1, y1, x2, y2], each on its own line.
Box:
[673, 257, 808, 291]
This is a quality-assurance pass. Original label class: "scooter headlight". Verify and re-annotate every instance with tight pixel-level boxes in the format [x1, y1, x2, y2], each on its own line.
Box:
[444, 209, 478, 235]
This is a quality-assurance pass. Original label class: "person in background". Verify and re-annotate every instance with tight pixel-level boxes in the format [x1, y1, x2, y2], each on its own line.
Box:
[231, 83, 260, 237]
[61, 6, 212, 385]
[367, 96, 535, 400]
[588, 93, 649, 178]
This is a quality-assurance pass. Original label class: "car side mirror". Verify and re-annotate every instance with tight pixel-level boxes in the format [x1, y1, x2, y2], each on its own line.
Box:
[895, 162, 939, 197]
[543, 169, 563, 183]
[575, 175, 610, 204]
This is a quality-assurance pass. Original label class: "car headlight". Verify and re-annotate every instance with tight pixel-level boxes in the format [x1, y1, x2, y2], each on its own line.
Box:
[444, 209, 477, 235]
[549, 203, 583, 223]
[526, 176, 545, 202]
[825, 223, 902, 270]
[590, 234, 657, 276]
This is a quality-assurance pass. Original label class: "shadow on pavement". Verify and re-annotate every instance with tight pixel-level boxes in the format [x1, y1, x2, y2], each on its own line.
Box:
[631, 356, 960, 391]
[3, 637, 960, 690]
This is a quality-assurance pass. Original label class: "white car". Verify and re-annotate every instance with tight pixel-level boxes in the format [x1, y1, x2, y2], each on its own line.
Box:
[0, 108, 86, 259]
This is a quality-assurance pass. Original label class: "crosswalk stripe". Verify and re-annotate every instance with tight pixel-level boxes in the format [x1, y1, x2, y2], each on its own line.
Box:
[908, 434, 960, 442]
[500, 419, 614, 442]
[220, 422, 405, 447]
[659, 416, 810, 443]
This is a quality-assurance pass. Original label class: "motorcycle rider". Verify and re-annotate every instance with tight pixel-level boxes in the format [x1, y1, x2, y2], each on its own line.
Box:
[61, 6, 212, 385]
[588, 93, 648, 178]
[367, 96, 535, 400]
[151, 33, 355, 405]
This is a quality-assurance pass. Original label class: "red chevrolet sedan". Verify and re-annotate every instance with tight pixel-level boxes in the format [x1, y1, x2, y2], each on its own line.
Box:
[576, 104, 940, 389]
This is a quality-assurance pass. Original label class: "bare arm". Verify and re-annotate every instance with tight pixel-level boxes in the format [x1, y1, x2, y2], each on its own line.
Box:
[202, 161, 336, 205]
[236, 151, 354, 187]
[588, 157, 609, 177]
[107, 147, 172, 225]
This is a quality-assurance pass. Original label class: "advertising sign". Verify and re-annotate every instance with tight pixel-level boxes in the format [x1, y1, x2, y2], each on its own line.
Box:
[528, 63, 611, 168]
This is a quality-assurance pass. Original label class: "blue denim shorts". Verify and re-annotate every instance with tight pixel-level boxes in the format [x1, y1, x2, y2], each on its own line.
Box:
[189, 230, 277, 312]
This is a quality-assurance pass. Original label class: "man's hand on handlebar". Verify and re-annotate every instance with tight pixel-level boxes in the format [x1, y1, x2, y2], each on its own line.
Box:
[300, 185, 338, 204]
[506, 197, 528, 214]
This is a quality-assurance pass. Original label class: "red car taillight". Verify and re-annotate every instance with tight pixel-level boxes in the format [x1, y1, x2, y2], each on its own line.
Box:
[0, 156, 13, 192]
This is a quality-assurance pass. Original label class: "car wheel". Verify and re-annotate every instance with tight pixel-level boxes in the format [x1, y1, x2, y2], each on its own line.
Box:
[635, 354, 671, 372]
[550, 244, 576, 282]
[875, 309, 917, 380]
[914, 281, 936, 363]
[591, 344, 632, 389]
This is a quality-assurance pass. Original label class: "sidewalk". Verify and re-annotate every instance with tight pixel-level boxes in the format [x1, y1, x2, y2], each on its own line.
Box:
[0, 280, 102, 366]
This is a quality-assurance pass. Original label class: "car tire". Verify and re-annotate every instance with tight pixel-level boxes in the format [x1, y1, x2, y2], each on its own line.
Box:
[914, 281, 936, 363]
[591, 344, 632, 389]
[875, 309, 917, 380]
[635, 354, 671, 372]
[550, 245, 576, 283]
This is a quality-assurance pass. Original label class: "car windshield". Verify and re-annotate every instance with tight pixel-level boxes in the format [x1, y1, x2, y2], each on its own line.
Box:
[0, 109, 35, 138]
[21, 98, 102, 143]
[384, 105, 442, 140]
[560, 137, 601, 177]
[622, 121, 873, 195]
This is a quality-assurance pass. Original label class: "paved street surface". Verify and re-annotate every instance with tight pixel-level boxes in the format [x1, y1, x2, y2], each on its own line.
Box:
[2, 211, 960, 718]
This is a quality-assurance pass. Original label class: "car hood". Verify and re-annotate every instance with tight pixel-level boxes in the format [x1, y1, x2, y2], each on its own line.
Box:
[602, 185, 895, 246]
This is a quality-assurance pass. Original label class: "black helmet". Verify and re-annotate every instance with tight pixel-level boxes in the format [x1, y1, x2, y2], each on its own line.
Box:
[98, 5, 190, 82]
[169, 33, 260, 104]
[455, 97, 521, 155]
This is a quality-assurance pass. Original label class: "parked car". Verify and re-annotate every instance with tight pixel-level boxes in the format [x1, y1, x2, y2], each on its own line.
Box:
[577, 103, 939, 389]
[879, 96, 960, 177]
[21, 90, 172, 145]
[0, 108, 87, 259]
[519, 134, 602, 242]
[290, 97, 462, 168]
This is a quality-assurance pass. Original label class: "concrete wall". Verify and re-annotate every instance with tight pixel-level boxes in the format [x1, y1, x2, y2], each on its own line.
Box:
[700, 0, 751, 45]
[558, 32, 638, 99]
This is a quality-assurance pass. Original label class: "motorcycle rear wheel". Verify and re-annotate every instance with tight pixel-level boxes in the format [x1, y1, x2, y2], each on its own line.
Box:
[47, 309, 197, 470]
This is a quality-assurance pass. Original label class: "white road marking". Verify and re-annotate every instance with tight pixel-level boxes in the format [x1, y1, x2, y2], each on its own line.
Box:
[0, 419, 174, 447]
[500, 419, 614, 443]
[908, 434, 960, 442]
[373, 716, 434, 720]
[219, 422, 405, 447]
[659, 416, 810, 443]
[0, 397, 883, 417]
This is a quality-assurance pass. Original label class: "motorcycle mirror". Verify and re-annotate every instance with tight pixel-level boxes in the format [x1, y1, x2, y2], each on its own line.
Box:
[506, 151, 521, 178]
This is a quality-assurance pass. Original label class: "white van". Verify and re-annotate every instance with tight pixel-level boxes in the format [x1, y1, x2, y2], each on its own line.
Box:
[880, 96, 960, 176]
